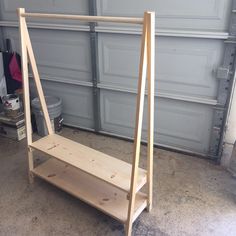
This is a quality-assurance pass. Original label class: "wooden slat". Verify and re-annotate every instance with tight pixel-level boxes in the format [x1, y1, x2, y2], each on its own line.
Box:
[32, 159, 147, 223]
[18, 8, 35, 183]
[21, 12, 143, 24]
[28, 148, 34, 183]
[23, 19, 53, 135]
[30, 134, 147, 193]
[147, 11, 155, 212]
[126, 12, 148, 236]
[18, 8, 32, 145]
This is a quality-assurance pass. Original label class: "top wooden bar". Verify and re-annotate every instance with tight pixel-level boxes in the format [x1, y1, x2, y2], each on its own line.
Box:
[20, 12, 143, 24]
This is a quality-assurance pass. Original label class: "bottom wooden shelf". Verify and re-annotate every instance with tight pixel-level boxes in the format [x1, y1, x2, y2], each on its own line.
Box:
[32, 158, 147, 223]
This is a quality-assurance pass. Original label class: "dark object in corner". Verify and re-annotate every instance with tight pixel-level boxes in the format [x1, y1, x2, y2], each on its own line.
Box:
[2, 39, 22, 94]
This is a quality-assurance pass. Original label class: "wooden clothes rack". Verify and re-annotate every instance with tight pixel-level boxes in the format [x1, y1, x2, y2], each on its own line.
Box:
[18, 8, 155, 236]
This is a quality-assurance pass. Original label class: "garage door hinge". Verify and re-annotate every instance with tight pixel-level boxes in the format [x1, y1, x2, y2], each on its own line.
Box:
[90, 23, 96, 32]
[216, 67, 232, 80]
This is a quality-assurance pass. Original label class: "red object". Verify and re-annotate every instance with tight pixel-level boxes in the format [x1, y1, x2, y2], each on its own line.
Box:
[9, 53, 22, 82]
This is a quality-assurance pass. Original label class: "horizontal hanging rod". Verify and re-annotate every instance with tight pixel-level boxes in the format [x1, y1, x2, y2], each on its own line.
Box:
[20, 12, 143, 24]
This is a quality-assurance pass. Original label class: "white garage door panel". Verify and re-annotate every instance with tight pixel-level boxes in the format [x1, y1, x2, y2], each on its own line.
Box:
[100, 90, 213, 154]
[29, 30, 91, 83]
[1, 0, 232, 156]
[99, 33, 223, 99]
[30, 81, 94, 129]
[0, 0, 88, 22]
[4, 28, 92, 83]
[97, 0, 231, 30]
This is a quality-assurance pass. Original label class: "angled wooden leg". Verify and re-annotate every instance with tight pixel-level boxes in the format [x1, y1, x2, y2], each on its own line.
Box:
[18, 8, 32, 144]
[124, 223, 130, 236]
[126, 13, 148, 236]
[23, 20, 53, 135]
[146, 12, 155, 212]
[28, 147, 34, 184]
[18, 8, 34, 183]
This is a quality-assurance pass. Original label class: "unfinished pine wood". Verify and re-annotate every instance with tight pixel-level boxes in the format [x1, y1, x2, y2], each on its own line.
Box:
[21, 12, 143, 24]
[18, 8, 32, 145]
[30, 134, 147, 193]
[23, 20, 53, 135]
[147, 12, 155, 212]
[28, 148, 34, 183]
[32, 158, 147, 223]
[126, 12, 148, 236]
[18, 8, 155, 236]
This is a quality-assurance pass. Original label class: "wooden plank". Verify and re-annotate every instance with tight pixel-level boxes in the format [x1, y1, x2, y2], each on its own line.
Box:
[23, 19, 53, 135]
[126, 12, 148, 236]
[147, 12, 155, 212]
[28, 148, 34, 171]
[32, 158, 147, 223]
[20, 12, 143, 24]
[18, 8, 32, 145]
[18, 8, 34, 180]
[30, 134, 147, 193]
[28, 148, 34, 183]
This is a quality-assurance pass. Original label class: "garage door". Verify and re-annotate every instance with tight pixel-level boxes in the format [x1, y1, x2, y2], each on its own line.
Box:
[0, 0, 235, 159]
[0, 1, 94, 130]
[95, 0, 235, 158]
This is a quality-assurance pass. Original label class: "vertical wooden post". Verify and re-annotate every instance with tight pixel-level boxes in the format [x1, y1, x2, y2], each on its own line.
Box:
[126, 12, 148, 236]
[18, 8, 34, 181]
[147, 11, 155, 212]
[23, 20, 53, 135]
[28, 147, 34, 183]
[18, 8, 31, 144]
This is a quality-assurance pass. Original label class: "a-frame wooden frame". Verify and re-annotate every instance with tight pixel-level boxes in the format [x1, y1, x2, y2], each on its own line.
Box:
[18, 8, 155, 236]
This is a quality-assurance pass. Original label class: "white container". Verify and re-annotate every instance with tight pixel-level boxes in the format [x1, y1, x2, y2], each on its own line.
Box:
[31, 96, 63, 136]
[2, 94, 20, 117]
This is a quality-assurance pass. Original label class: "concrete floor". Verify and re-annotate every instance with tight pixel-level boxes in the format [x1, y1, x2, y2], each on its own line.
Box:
[0, 127, 236, 236]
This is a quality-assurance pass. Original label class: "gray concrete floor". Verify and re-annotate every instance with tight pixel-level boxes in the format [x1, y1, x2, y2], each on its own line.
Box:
[0, 127, 236, 236]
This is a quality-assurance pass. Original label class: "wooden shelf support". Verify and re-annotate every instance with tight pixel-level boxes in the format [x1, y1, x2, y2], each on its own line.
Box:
[147, 11, 155, 212]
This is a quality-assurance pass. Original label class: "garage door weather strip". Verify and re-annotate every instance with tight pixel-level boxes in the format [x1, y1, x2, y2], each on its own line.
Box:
[18, 8, 155, 236]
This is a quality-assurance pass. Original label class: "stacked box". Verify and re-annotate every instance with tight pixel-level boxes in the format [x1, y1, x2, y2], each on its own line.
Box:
[0, 112, 26, 141]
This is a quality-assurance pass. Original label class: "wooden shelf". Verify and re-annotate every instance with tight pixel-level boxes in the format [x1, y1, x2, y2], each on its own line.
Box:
[32, 158, 147, 223]
[30, 134, 147, 193]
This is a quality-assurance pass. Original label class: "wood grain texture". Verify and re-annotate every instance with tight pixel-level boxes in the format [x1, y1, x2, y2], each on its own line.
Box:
[126, 12, 148, 236]
[18, 8, 32, 145]
[18, 8, 155, 235]
[24, 20, 53, 135]
[30, 134, 147, 193]
[33, 158, 147, 223]
[147, 11, 155, 212]
[21, 13, 143, 24]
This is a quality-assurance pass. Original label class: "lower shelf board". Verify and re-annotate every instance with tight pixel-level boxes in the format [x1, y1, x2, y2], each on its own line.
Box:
[32, 158, 147, 223]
